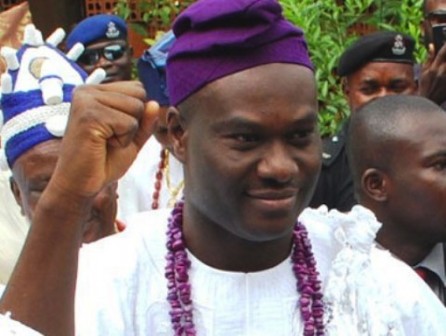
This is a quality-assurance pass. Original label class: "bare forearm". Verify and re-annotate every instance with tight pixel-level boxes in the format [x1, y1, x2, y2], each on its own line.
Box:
[0, 184, 93, 336]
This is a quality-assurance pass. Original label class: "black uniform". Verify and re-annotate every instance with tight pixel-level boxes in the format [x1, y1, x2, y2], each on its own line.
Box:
[309, 121, 356, 212]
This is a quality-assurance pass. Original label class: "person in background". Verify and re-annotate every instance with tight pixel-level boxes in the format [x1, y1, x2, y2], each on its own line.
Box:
[419, 0, 446, 107]
[347, 94, 446, 305]
[0, 2, 35, 285]
[66, 14, 133, 83]
[1, 1, 445, 335]
[0, 24, 120, 260]
[309, 31, 418, 211]
[118, 30, 184, 220]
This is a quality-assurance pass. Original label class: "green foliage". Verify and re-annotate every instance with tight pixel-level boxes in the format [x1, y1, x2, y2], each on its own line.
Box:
[116, 0, 426, 136]
[280, 0, 426, 136]
[115, 0, 195, 37]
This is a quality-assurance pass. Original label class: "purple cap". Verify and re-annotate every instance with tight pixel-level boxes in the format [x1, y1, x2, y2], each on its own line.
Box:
[167, 0, 313, 106]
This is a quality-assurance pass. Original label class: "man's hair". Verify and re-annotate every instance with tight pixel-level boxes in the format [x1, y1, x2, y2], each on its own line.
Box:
[347, 95, 442, 200]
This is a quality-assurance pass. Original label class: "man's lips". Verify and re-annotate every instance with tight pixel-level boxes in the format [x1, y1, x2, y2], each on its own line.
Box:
[246, 188, 298, 200]
[245, 188, 299, 211]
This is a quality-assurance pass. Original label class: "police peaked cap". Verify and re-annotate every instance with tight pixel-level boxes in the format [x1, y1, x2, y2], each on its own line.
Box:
[337, 31, 415, 77]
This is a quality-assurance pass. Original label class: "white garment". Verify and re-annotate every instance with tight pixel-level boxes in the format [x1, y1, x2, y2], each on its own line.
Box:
[0, 170, 28, 285]
[117, 137, 184, 221]
[1, 206, 446, 335]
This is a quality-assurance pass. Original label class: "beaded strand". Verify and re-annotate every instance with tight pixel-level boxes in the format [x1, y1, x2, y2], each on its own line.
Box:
[165, 200, 325, 335]
[152, 149, 185, 210]
[292, 222, 325, 335]
[151, 149, 167, 210]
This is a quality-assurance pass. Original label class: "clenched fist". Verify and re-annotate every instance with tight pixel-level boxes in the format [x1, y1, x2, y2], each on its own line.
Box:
[52, 81, 159, 198]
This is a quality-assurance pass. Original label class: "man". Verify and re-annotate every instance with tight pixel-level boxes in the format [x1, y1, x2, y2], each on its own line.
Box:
[347, 94, 446, 305]
[309, 31, 418, 211]
[419, 0, 446, 106]
[0, 1, 33, 285]
[0, 25, 119, 244]
[66, 14, 133, 83]
[1, 1, 445, 335]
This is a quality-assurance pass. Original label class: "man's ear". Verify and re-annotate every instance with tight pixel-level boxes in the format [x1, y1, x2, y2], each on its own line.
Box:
[10, 176, 25, 215]
[167, 106, 187, 163]
[361, 168, 388, 202]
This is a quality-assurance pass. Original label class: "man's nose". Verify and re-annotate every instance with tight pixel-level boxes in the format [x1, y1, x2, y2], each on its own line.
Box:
[257, 141, 298, 183]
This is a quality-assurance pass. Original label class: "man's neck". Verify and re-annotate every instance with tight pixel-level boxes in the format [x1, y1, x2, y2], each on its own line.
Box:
[182, 205, 294, 273]
[376, 228, 435, 266]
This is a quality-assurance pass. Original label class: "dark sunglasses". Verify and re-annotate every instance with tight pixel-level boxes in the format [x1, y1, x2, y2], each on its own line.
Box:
[78, 44, 127, 66]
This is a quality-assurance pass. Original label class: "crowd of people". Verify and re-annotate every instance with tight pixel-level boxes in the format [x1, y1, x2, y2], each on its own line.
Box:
[0, 0, 445, 334]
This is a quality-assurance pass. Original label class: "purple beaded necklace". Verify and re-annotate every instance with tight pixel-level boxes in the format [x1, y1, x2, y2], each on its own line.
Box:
[165, 200, 325, 335]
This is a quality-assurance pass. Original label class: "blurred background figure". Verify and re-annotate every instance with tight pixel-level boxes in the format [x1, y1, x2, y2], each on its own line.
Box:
[0, 1, 33, 285]
[0, 23, 121, 284]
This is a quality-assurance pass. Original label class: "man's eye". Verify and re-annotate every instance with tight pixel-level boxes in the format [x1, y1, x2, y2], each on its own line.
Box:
[360, 86, 378, 95]
[233, 134, 259, 143]
[390, 84, 409, 93]
[288, 129, 314, 142]
[433, 161, 446, 171]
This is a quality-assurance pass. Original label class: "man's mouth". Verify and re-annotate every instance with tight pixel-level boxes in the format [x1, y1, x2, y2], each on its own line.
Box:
[246, 188, 299, 211]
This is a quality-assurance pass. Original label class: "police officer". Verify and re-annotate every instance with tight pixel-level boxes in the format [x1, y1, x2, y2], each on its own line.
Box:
[66, 14, 133, 83]
[309, 31, 418, 211]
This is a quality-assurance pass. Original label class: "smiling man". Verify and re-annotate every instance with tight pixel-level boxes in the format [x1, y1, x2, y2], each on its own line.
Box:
[66, 14, 133, 83]
[0, 1, 445, 335]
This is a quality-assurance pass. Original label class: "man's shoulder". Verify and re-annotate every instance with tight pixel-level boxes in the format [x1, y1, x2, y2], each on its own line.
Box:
[321, 122, 349, 168]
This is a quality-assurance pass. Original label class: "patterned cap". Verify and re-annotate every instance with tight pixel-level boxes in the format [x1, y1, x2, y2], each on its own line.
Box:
[166, 0, 313, 106]
[0, 24, 105, 170]
[337, 31, 415, 77]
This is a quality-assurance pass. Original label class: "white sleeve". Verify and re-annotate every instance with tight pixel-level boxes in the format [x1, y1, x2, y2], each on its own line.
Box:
[0, 313, 43, 335]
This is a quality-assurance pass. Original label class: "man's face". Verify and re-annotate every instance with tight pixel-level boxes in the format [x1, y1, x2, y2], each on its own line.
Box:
[11, 140, 118, 243]
[344, 62, 417, 112]
[423, 0, 446, 45]
[77, 38, 133, 82]
[386, 111, 446, 243]
[180, 63, 321, 242]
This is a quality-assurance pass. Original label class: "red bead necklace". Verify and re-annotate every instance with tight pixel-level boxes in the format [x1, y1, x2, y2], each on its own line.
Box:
[151, 149, 168, 210]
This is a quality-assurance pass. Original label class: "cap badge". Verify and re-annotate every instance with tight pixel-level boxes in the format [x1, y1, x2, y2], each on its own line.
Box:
[105, 21, 120, 39]
[391, 34, 406, 56]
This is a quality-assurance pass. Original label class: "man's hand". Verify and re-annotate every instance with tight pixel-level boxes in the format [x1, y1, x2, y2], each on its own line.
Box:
[419, 43, 446, 105]
[52, 81, 159, 199]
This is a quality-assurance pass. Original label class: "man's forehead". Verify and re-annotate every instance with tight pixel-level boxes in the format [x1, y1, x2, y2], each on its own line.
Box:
[12, 140, 61, 173]
[348, 61, 414, 81]
[392, 115, 446, 153]
[190, 63, 316, 102]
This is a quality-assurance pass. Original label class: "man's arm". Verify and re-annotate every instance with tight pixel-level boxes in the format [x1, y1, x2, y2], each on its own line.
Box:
[0, 82, 158, 336]
[419, 43, 446, 106]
